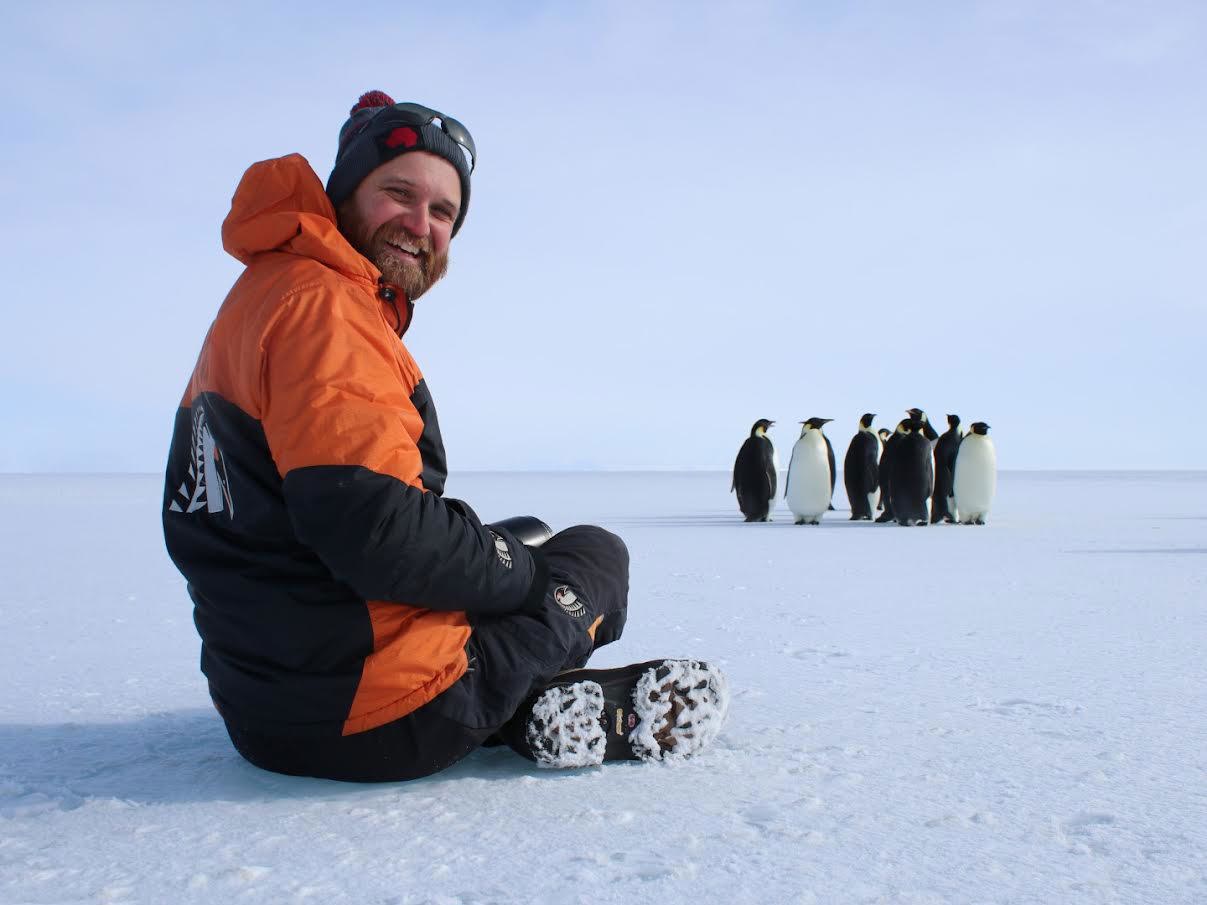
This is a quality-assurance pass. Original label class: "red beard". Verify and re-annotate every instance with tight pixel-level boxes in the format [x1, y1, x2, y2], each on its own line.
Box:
[365, 225, 448, 302]
[338, 204, 449, 302]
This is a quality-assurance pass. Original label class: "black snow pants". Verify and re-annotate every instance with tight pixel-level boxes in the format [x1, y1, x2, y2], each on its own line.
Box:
[223, 524, 629, 782]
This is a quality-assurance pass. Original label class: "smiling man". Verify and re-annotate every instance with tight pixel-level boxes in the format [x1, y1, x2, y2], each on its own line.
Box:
[161, 91, 729, 782]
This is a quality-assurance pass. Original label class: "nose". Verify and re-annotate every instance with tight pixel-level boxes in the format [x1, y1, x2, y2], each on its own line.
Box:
[398, 203, 429, 239]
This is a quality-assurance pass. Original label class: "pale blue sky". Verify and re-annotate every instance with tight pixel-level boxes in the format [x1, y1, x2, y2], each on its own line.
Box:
[1, 0, 1203, 471]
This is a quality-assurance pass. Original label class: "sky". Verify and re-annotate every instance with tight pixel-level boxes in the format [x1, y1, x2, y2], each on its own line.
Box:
[0, 0, 1203, 472]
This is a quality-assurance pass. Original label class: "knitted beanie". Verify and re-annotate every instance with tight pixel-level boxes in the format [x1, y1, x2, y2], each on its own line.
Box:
[326, 90, 473, 236]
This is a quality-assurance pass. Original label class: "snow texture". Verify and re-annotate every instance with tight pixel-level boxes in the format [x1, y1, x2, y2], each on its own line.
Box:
[2, 471, 1206, 904]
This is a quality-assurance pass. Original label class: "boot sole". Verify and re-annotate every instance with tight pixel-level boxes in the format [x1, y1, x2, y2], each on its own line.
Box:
[523, 659, 729, 768]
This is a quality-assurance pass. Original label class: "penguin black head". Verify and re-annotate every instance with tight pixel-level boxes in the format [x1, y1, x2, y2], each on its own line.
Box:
[859, 413, 876, 429]
[878, 428, 890, 442]
[969, 422, 990, 435]
[907, 407, 928, 422]
[750, 419, 775, 437]
[801, 417, 832, 431]
[946, 414, 960, 429]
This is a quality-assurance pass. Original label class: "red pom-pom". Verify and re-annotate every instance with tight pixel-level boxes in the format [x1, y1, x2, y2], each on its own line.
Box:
[351, 90, 395, 114]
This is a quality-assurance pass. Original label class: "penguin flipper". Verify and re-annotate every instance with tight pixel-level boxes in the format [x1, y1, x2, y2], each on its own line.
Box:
[731, 448, 744, 493]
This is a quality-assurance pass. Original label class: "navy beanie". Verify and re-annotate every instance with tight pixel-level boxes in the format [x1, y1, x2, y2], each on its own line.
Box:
[326, 91, 472, 236]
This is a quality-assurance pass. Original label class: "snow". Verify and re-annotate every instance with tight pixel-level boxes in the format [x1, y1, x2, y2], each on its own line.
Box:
[2, 470, 1205, 904]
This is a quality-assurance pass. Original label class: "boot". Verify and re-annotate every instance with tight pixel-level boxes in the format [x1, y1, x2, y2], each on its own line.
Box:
[500, 659, 729, 768]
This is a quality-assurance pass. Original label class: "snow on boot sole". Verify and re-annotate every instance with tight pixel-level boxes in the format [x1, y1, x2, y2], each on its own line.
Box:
[522, 659, 729, 768]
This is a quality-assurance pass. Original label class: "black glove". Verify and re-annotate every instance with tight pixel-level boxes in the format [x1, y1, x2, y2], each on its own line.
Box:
[488, 515, 554, 548]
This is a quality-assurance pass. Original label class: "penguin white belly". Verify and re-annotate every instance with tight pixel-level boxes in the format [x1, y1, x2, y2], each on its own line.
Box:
[953, 436, 996, 523]
[787, 434, 831, 523]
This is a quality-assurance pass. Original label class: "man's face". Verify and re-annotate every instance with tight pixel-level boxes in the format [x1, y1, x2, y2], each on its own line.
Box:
[337, 151, 462, 302]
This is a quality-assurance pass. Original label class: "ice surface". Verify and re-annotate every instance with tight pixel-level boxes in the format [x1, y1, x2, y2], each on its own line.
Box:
[2, 471, 1206, 904]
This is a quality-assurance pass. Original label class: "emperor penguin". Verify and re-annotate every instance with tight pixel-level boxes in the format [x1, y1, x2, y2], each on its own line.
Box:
[889, 418, 933, 526]
[732, 419, 777, 521]
[875, 419, 904, 523]
[843, 413, 879, 520]
[785, 418, 834, 524]
[953, 422, 996, 525]
[908, 407, 940, 442]
[930, 414, 962, 524]
[879, 408, 935, 522]
[875, 428, 891, 510]
[822, 421, 837, 509]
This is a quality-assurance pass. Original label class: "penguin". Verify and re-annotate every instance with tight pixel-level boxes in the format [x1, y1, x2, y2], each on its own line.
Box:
[953, 422, 996, 525]
[785, 418, 833, 524]
[875, 420, 904, 523]
[908, 407, 940, 442]
[843, 413, 879, 520]
[879, 408, 936, 522]
[930, 414, 962, 524]
[822, 421, 837, 509]
[888, 418, 933, 526]
[875, 428, 890, 510]
[732, 419, 777, 521]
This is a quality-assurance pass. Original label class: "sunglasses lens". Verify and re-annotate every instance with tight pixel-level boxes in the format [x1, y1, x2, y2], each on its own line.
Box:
[438, 116, 476, 166]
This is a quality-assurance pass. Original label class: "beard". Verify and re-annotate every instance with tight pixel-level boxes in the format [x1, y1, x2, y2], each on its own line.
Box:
[338, 206, 449, 302]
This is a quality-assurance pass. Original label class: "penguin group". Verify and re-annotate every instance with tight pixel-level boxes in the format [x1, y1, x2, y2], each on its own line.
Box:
[730, 411, 996, 526]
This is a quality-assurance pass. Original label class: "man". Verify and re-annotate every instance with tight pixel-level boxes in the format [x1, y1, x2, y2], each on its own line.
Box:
[162, 91, 728, 781]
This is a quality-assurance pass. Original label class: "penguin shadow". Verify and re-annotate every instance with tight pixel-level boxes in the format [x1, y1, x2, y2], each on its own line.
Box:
[609, 509, 890, 529]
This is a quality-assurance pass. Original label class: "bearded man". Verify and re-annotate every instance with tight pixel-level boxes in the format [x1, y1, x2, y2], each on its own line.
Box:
[161, 92, 728, 782]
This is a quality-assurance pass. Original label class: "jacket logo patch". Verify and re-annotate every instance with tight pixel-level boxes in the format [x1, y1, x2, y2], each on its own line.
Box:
[554, 585, 587, 618]
[168, 406, 235, 518]
[490, 530, 513, 569]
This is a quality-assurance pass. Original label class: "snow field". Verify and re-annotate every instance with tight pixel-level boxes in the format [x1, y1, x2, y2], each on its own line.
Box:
[1, 471, 1205, 904]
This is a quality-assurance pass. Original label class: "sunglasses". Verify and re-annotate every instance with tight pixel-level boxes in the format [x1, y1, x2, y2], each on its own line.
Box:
[365, 102, 477, 173]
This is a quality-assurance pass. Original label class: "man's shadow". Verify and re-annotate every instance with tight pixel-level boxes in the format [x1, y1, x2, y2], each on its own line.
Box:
[0, 710, 543, 812]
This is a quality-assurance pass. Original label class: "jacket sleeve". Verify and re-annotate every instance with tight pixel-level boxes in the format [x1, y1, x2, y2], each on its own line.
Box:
[258, 282, 547, 614]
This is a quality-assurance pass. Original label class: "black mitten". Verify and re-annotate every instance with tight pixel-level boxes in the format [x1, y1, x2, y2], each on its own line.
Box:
[488, 515, 554, 548]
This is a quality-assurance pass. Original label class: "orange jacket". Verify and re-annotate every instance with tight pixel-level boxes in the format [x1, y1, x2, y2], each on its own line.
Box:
[163, 154, 546, 736]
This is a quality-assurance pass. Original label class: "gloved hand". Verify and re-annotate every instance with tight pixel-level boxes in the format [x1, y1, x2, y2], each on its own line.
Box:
[488, 515, 554, 548]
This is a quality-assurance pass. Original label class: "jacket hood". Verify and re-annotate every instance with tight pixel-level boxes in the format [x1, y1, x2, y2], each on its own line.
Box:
[221, 153, 378, 284]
